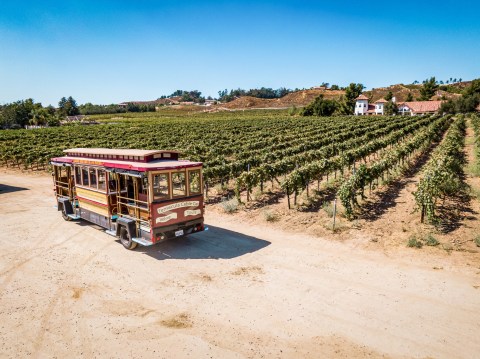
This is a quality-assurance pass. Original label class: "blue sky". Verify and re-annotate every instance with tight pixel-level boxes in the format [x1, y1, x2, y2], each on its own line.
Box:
[0, 0, 479, 106]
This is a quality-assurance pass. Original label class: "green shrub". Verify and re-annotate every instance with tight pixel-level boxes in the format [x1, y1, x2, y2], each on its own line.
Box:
[425, 234, 440, 246]
[407, 236, 423, 248]
[220, 198, 239, 213]
[322, 202, 334, 217]
[262, 210, 278, 222]
[474, 236, 480, 247]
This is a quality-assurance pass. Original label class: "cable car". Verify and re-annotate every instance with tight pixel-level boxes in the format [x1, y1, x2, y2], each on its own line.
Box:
[51, 148, 205, 249]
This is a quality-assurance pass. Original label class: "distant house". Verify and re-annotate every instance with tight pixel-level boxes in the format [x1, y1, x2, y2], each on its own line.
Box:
[397, 101, 443, 116]
[354, 94, 370, 115]
[355, 95, 443, 116]
[354, 95, 388, 115]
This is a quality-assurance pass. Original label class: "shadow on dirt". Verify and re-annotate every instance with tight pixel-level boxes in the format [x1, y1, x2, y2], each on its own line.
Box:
[137, 225, 271, 261]
[0, 183, 30, 194]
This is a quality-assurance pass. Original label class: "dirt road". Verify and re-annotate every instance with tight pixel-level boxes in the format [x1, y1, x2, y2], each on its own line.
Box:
[1, 170, 479, 359]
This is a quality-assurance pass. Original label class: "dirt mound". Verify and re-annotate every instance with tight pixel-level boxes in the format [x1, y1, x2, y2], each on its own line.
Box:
[221, 89, 345, 109]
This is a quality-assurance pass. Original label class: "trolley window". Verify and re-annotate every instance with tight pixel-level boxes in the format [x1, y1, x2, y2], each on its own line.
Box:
[188, 169, 201, 195]
[74, 166, 81, 185]
[172, 171, 186, 197]
[81, 167, 89, 186]
[153, 173, 169, 200]
[89, 168, 97, 188]
[98, 169, 106, 191]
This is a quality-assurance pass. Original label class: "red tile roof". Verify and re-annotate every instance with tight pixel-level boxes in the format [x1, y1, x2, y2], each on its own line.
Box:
[356, 94, 369, 100]
[375, 99, 388, 103]
[400, 101, 443, 113]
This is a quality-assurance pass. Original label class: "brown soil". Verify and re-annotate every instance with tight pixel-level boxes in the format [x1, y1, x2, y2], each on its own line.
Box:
[2, 168, 480, 358]
[220, 89, 345, 109]
[364, 84, 462, 103]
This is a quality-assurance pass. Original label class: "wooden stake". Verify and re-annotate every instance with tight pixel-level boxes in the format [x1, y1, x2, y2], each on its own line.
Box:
[333, 198, 337, 231]
[287, 186, 291, 209]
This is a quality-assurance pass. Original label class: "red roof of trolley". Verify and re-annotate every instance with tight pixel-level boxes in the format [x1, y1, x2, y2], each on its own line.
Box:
[51, 148, 201, 172]
[64, 148, 180, 157]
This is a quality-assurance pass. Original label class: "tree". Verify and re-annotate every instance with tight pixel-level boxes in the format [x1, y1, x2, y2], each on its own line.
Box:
[301, 95, 337, 116]
[438, 79, 480, 114]
[385, 91, 393, 101]
[439, 100, 456, 114]
[58, 96, 80, 116]
[419, 77, 439, 101]
[405, 92, 414, 102]
[0, 99, 37, 128]
[330, 84, 340, 90]
[337, 83, 364, 115]
[384, 100, 398, 115]
[463, 79, 480, 97]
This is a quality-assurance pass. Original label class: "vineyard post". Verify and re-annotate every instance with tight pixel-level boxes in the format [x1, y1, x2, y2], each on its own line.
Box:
[247, 163, 250, 202]
[286, 186, 291, 209]
[332, 198, 337, 231]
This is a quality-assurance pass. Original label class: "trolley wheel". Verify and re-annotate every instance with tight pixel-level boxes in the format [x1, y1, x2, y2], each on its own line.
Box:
[61, 208, 71, 221]
[119, 226, 137, 250]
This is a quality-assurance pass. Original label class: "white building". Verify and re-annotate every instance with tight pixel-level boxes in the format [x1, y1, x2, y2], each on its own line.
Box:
[354, 94, 443, 116]
[354, 95, 388, 115]
[374, 99, 388, 115]
[354, 94, 369, 115]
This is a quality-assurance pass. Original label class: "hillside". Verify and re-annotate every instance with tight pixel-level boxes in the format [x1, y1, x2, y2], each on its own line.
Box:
[214, 82, 466, 111]
[220, 89, 345, 109]
[366, 83, 463, 103]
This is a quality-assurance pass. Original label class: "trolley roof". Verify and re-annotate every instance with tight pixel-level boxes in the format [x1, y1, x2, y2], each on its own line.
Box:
[51, 148, 201, 172]
[64, 148, 180, 157]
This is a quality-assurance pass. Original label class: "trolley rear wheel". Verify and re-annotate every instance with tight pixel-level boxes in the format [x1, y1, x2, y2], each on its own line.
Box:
[119, 226, 137, 250]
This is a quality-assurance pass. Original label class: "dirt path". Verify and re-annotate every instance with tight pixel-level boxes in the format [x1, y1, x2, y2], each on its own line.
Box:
[1, 169, 480, 358]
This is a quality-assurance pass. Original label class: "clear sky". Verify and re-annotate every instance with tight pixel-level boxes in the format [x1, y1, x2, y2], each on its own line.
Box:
[0, 0, 479, 106]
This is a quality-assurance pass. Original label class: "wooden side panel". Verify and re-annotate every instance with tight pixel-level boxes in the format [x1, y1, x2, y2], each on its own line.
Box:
[78, 200, 109, 217]
[76, 187, 108, 205]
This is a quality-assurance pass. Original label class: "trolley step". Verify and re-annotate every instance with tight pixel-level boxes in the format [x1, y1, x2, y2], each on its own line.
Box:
[67, 214, 81, 220]
[132, 237, 154, 246]
[105, 229, 117, 237]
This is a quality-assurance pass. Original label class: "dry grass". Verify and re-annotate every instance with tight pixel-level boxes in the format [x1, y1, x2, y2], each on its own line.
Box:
[160, 313, 192, 329]
[232, 266, 264, 276]
[71, 287, 83, 299]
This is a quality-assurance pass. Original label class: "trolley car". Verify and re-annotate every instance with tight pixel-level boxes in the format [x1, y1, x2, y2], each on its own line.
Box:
[51, 148, 205, 249]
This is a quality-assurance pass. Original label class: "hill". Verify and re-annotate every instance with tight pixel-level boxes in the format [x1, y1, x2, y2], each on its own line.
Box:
[219, 89, 345, 109]
[366, 83, 463, 103]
